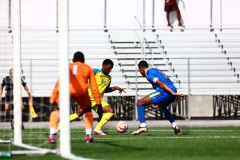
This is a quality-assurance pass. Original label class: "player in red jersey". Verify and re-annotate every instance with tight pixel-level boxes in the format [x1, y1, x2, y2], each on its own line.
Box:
[164, 0, 184, 28]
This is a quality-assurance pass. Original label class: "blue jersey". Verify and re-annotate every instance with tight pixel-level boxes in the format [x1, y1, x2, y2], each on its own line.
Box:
[145, 68, 177, 93]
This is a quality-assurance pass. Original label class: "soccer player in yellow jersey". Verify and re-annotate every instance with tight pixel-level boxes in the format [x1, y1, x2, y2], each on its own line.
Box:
[70, 59, 125, 136]
[91, 59, 125, 135]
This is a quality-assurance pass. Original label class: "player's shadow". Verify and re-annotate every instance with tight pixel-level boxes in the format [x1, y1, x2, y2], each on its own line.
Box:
[96, 141, 145, 151]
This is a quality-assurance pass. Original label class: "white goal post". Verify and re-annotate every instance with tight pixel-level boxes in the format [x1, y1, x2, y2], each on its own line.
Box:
[0, 0, 90, 159]
[9, 0, 57, 156]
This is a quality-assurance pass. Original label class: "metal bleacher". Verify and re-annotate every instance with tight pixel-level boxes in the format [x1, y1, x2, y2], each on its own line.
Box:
[108, 28, 240, 95]
[0, 29, 127, 97]
[1, 28, 240, 97]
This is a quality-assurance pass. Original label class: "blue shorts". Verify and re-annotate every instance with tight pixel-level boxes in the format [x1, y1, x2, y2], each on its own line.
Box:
[149, 91, 176, 107]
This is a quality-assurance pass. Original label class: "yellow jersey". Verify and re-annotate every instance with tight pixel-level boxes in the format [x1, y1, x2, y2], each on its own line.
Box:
[88, 68, 111, 102]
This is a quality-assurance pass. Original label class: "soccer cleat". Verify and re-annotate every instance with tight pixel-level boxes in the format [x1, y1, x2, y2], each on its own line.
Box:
[48, 136, 56, 144]
[178, 24, 185, 28]
[85, 135, 94, 143]
[93, 130, 107, 136]
[173, 125, 180, 134]
[132, 126, 148, 135]
[167, 24, 173, 28]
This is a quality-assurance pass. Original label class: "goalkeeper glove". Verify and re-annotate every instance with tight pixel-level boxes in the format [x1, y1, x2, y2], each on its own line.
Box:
[96, 104, 103, 122]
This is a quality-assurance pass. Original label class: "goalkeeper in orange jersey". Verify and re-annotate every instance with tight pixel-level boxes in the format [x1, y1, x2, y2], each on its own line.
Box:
[48, 51, 102, 144]
[70, 59, 125, 136]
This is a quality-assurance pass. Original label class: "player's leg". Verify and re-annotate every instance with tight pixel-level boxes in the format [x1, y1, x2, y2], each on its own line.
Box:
[173, 3, 183, 27]
[93, 102, 114, 136]
[20, 102, 25, 129]
[166, 12, 172, 27]
[48, 90, 59, 144]
[160, 106, 180, 134]
[164, 4, 173, 27]
[48, 108, 59, 144]
[5, 95, 14, 129]
[83, 106, 94, 143]
[69, 94, 90, 121]
[132, 94, 152, 135]
[75, 94, 94, 143]
[158, 92, 181, 134]
[69, 106, 84, 121]
[5, 103, 11, 120]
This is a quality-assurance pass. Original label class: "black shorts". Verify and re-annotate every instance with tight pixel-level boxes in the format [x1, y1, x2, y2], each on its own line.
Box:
[5, 94, 14, 104]
[164, 3, 179, 12]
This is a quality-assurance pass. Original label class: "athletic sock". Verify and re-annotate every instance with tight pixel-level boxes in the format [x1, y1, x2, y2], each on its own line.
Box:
[172, 122, 177, 128]
[94, 112, 113, 130]
[50, 128, 58, 136]
[86, 128, 92, 136]
[162, 108, 175, 124]
[137, 104, 146, 124]
[84, 111, 93, 130]
[50, 110, 59, 135]
[69, 113, 79, 122]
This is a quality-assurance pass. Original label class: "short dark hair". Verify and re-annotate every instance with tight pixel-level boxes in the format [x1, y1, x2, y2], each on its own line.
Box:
[138, 60, 149, 68]
[102, 59, 114, 66]
[73, 51, 85, 63]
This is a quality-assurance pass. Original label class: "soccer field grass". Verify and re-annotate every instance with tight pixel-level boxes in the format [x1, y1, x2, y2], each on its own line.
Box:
[1, 126, 240, 160]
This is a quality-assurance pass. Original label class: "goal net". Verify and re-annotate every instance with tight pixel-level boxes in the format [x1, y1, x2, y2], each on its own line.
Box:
[0, 0, 88, 159]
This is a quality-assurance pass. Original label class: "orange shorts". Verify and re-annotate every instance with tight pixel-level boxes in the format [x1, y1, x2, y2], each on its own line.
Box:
[50, 91, 91, 109]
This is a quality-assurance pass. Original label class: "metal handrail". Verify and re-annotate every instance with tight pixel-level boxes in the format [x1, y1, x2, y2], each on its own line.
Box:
[134, 16, 145, 59]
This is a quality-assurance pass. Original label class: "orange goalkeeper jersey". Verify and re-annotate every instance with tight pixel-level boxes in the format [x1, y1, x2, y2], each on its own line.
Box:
[50, 62, 101, 105]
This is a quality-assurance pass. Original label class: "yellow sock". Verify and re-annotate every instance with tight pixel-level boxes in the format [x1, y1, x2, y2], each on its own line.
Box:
[94, 112, 113, 130]
[69, 113, 79, 122]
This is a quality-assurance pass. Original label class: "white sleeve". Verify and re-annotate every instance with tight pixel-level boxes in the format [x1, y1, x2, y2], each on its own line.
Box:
[152, 77, 158, 83]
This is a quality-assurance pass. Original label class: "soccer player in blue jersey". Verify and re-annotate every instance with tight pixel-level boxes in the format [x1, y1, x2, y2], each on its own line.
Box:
[132, 60, 184, 135]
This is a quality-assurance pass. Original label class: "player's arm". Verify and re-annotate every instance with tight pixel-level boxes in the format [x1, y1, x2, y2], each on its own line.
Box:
[0, 87, 3, 101]
[105, 86, 126, 94]
[89, 68, 103, 121]
[23, 85, 31, 99]
[89, 68, 101, 105]
[0, 79, 5, 101]
[21, 78, 31, 99]
[155, 79, 184, 97]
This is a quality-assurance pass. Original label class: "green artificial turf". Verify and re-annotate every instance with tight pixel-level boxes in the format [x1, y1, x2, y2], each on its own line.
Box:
[1, 126, 240, 160]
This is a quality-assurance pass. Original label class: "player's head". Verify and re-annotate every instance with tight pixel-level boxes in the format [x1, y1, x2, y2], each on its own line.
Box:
[9, 68, 13, 78]
[138, 60, 149, 77]
[73, 51, 85, 63]
[102, 59, 114, 75]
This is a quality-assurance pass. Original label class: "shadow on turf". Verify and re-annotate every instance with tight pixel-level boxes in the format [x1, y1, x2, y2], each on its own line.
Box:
[91, 141, 146, 151]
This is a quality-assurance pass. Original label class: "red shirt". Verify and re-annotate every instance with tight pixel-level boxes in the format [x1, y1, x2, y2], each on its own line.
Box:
[165, 0, 176, 6]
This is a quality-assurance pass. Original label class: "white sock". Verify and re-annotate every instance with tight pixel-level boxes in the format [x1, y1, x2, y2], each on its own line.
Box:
[50, 128, 57, 136]
[86, 128, 92, 136]
[140, 122, 147, 127]
[172, 122, 177, 128]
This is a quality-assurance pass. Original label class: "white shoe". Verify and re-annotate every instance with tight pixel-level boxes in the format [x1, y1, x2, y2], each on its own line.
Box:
[93, 130, 107, 136]
[132, 127, 148, 135]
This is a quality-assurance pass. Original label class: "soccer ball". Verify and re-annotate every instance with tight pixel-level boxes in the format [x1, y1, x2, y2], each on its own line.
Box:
[116, 121, 128, 133]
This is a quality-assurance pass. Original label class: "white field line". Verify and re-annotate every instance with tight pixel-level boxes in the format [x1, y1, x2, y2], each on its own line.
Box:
[18, 129, 240, 140]
[20, 129, 240, 134]
[20, 136, 240, 140]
